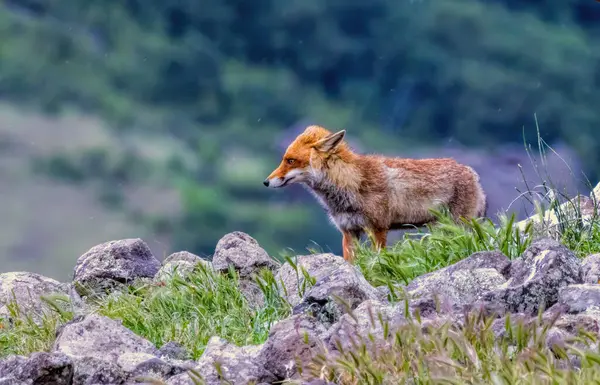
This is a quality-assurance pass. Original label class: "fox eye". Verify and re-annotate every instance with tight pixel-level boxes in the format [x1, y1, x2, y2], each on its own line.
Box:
[286, 158, 295, 165]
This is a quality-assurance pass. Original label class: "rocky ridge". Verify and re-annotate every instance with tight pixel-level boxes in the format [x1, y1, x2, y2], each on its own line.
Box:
[0, 185, 599, 384]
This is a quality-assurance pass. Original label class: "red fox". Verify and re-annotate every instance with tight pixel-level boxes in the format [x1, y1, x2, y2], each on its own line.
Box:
[264, 125, 488, 262]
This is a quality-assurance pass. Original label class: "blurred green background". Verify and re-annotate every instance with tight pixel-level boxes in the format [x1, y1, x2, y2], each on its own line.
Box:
[0, 0, 598, 281]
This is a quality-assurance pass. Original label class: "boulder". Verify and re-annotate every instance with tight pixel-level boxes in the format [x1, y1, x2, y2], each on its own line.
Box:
[275, 253, 347, 307]
[194, 336, 275, 385]
[117, 352, 187, 381]
[0, 352, 73, 385]
[68, 356, 126, 385]
[154, 251, 211, 282]
[0, 272, 69, 323]
[555, 284, 600, 314]
[256, 314, 327, 381]
[73, 238, 161, 296]
[324, 299, 405, 353]
[212, 232, 278, 279]
[407, 267, 507, 316]
[292, 263, 380, 328]
[580, 254, 600, 284]
[158, 342, 190, 361]
[481, 238, 581, 315]
[53, 314, 159, 384]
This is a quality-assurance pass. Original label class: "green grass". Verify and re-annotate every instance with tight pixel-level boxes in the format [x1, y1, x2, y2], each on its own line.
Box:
[354, 210, 535, 288]
[0, 294, 73, 356]
[95, 263, 291, 359]
[0, 264, 291, 360]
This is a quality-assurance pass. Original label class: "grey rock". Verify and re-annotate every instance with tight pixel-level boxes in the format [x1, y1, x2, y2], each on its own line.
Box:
[70, 356, 126, 385]
[73, 238, 161, 296]
[166, 372, 199, 385]
[117, 352, 185, 381]
[158, 342, 189, 361]
[548, 308, 600, 337]
[54, 314, 158, 362]
[0, 272, 69, 323]
[292, 263, 380, 328]
[0, 378, 27, 385]
[481, 238, 582, 315]
[407, 267, 507, 316]
[212, 232, 278, 278]
[257, 314, 327, 381]
[53, 314, 158, 384]
[580, 254, 600, 284]
[195, 336, 275, 385]
[324, 299, 405, 353]
[0, 352, 73, 385]
[556, 284, 600, 313]
[275, 253, 347, 307]
[238, 279, 265, 309]
[442, 251, 512, 276]
[155, 251, 211, 282]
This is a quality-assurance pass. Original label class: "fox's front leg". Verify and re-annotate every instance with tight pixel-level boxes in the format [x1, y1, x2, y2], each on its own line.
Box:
[342, 230, 358, 263]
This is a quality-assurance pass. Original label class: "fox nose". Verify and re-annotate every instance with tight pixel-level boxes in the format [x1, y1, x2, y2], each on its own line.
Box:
[263, 179, 270, 187]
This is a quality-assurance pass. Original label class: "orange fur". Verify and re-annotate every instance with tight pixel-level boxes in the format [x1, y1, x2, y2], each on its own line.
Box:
[264, 125, 488, 262]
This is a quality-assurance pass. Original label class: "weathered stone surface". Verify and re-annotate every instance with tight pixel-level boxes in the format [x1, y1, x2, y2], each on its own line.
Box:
[407, 267, 507, 315]
[0, 352, 73, 385]
[0, 272, 69, 322]
[403, 251, 511, 316]
[117, 352, 186, 381]
[292, 263, 380, 327]
[580, 254, 600, 284]
[549, 308, 600, 337]
[481, 238, 582, 315]
[158, 342, 189, 361]
[324, 299, 405, 353]
[54, 314, 158, 362]
[155, 251, 211, 282]
[166, 373, 195, 385]
[53, 314, 158, 384]
[275, 253, 347, 307]
[212, 232, 278, 278]
[238, 279, 265, 309]
[69, 356, 126, 385]
[73, 238, 161, 296]
[257, 314, 327, 381]
[556, 284, 600, 313]
[0, 374, 22, 383]
[441, 251, 512, 276]
[195, 336, 275, 385]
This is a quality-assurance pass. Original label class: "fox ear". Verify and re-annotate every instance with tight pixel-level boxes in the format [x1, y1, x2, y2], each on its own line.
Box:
[313, 130, 346, 152]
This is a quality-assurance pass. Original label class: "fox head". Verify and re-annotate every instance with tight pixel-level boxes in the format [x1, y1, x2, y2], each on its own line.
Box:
[263, 125, 347, 188]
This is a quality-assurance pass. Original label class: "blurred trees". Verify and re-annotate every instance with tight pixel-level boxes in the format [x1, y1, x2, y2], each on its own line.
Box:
[1, 0, 599, 258]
